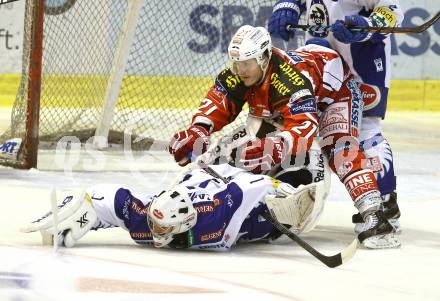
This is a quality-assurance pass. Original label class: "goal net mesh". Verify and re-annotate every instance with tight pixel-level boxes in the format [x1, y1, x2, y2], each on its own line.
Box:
[0, 0, 301, 168]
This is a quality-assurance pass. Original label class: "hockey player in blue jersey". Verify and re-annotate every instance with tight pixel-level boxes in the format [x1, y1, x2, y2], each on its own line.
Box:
[268, 0, 403, 245]
[21, 164, 324, 250]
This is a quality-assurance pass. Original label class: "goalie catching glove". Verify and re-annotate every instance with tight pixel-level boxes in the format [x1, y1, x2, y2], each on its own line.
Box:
[168, 124, 210, 166]
[20, 190, 97, 247]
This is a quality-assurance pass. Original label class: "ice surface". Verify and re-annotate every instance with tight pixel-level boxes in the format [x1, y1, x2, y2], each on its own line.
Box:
[1, 112, 440, 301]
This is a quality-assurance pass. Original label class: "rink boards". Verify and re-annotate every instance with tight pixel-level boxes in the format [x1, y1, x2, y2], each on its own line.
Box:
[1, 74, 440, 111]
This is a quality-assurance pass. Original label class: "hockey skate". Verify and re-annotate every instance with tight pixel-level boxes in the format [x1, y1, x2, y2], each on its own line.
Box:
[357, 210, 401, 249]
[353, 191, 401, 234]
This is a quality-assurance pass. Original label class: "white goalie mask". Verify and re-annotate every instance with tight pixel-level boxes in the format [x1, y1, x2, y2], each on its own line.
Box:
[228, 25, 272, 66]
[147, 187, 197, 248]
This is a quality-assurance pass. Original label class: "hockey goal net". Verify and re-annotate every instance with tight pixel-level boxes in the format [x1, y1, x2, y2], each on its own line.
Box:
[0, 0, 282, 169]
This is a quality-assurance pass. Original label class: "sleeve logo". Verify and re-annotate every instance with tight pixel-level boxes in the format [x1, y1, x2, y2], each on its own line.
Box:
[289, 98, 317, 115]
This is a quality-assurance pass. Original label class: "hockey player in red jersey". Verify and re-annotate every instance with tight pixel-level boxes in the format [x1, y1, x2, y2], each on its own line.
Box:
[268, 0, 403, 247]
[168, 25, 399, 248]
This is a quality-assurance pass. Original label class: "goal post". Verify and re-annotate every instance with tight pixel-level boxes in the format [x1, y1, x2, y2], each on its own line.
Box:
[0, 0, 277, 170]
[24, 0, 44, 169]
[93, 0, 143, 149]
[0, 0, 44, 169]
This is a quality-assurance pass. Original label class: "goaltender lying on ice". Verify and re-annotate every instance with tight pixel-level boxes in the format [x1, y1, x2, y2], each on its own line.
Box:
[21, 163, 325, 250]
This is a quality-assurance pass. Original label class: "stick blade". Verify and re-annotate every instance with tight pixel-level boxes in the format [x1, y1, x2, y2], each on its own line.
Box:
[321, 239, 357, 268]
[341, 238, 358, 264]
[40, 230, 54, 246]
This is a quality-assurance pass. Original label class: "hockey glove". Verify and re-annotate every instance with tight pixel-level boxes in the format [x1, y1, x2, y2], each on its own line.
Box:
[268, 0, 301, 41]
[169, 125, 210, 166]
[239, 137, 286, 174]
[331, 15, 371, 44]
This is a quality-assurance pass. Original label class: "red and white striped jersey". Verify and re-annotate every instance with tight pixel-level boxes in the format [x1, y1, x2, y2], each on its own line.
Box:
[192, 45, 351, 154]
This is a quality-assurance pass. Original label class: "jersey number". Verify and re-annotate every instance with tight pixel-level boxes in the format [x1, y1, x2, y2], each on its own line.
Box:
[292, 121, 317, 139]
[196, 98, 217, 116]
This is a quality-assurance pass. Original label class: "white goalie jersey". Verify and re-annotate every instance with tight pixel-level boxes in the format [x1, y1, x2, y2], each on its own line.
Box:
[22, 164, 327, 250]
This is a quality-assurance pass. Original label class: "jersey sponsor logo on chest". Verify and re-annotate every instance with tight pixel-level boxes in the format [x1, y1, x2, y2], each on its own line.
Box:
[279, 62, 305, 86]
[270, 73, 291, 96]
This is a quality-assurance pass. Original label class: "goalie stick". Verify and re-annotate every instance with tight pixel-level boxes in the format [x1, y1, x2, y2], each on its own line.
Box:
[196, 161, 357, 268]
[261, 211, 357, 268]
[287, 11, 440, 34]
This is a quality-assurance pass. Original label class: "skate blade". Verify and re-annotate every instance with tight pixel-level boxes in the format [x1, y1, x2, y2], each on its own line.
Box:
[361, 233, 401, 249]
[388, 218, 402, 234]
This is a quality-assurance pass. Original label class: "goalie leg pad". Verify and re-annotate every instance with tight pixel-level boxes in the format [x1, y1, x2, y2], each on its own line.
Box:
[57, 194, 97, 247]
[21, 189, 98, 247]
[265, 182, 324, 234]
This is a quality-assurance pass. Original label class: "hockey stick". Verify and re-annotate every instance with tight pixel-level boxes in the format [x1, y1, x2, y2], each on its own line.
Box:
[197, 160, 230, 184]
[261, 211, 357, 268]
[167, 119, 262, 189]
[50, 188, 59, 252]
[287, 11, 440, 34]
[196, 161, 357, 268]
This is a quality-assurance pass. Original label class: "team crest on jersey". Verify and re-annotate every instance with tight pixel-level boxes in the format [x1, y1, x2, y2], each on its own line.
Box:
[308, 0, 330, 37]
